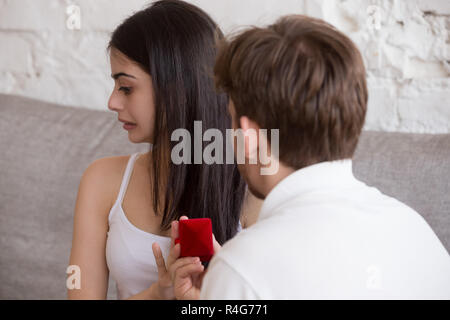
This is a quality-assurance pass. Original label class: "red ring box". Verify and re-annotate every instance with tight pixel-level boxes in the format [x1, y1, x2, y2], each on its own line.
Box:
[174, 218, 214, 262]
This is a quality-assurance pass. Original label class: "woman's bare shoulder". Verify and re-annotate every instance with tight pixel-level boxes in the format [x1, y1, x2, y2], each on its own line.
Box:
[90, 154, 130, 169]
[86, 154, 131, 178]
[80, 154, 132, 209]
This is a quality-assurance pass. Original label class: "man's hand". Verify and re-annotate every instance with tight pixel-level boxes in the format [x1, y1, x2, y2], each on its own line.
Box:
[173, 258, 205, 300]
[171, 216, 222, 300]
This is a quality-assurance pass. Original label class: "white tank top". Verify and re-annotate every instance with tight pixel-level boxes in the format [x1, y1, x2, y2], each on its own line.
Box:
[105, 152, 171, 300]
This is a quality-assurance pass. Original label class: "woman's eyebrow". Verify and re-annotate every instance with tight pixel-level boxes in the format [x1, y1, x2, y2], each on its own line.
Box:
[111, 72, 137, 80]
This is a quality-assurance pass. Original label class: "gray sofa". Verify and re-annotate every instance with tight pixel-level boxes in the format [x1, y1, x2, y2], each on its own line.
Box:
[0, 93, 449, 299]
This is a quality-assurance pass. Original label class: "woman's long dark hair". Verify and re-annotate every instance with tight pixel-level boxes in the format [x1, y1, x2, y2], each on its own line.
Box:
[108, 0, 246, 244]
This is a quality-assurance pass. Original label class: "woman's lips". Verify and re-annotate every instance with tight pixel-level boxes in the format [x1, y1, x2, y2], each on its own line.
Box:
[123, 123, 137, 130]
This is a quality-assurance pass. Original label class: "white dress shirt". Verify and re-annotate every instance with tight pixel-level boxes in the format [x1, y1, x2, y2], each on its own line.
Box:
[200, 160, 450, 299]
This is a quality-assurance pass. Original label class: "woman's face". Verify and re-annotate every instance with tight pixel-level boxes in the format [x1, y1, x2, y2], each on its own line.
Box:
[108, 48, 156, 144]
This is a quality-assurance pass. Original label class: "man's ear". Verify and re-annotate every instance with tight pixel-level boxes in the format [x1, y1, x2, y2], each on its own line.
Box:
[239, 116, 259, 163]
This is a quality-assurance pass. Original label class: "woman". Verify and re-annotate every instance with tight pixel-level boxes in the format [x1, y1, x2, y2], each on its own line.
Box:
[68, 0, 261, 300]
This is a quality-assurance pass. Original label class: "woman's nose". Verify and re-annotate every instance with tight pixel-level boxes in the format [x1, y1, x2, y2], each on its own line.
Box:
[108, 90, 123, 112]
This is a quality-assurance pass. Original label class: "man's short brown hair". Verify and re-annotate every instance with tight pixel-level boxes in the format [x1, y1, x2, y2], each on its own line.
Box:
[215, 15, 368, 169]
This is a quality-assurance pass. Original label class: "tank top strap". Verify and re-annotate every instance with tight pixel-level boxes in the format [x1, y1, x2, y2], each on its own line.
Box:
[116, 152, 141, 205]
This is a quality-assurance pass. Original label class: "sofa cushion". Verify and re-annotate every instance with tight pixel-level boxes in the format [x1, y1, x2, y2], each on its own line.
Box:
[353, 131, 450, 253]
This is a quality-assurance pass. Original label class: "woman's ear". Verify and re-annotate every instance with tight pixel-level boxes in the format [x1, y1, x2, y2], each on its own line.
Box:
[239, 116, 260, 163]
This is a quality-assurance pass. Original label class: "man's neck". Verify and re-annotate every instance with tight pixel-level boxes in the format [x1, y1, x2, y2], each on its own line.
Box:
[260, 163, 296, 198]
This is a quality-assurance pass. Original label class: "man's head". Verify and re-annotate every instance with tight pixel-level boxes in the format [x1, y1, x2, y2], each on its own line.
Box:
[215, 15, 368, 197]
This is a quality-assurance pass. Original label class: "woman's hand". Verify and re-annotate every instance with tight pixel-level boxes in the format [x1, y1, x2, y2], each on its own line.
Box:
[151, 218, 184, 300]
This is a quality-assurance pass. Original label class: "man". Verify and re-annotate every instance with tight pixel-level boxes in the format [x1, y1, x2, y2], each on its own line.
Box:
[173, 15, 450, 299]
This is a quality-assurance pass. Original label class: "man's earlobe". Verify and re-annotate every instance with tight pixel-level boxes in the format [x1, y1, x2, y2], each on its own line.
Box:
[239, 116, 248, 131]
[240, 117, 259, 163]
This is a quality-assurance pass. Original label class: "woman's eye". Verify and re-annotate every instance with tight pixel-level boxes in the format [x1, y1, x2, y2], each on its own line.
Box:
[118, 86, 132, 95]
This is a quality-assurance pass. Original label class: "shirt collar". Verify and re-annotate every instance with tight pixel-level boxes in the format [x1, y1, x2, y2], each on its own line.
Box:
[257, 159, 357, 221]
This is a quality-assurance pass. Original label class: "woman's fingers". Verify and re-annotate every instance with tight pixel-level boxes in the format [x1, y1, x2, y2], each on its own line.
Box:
[152, 242, 167, 276]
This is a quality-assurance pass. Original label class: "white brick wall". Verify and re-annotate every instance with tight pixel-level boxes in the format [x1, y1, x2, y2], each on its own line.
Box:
[0, 0, 449, 133]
